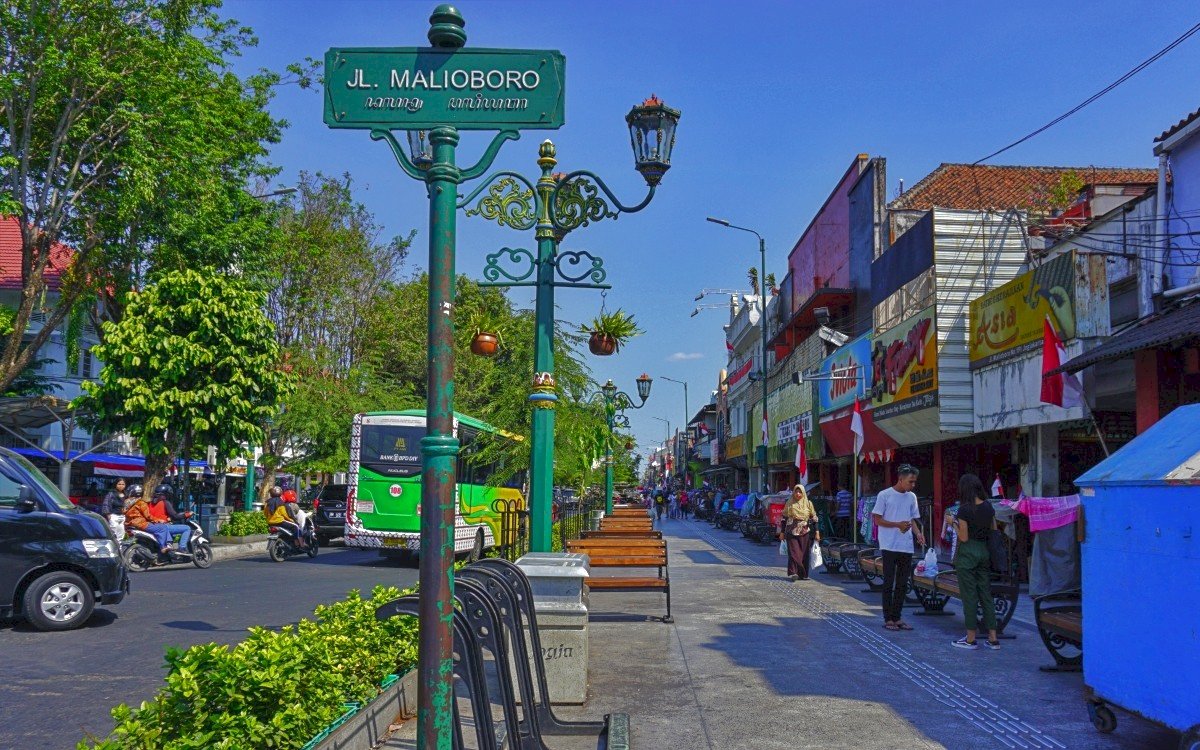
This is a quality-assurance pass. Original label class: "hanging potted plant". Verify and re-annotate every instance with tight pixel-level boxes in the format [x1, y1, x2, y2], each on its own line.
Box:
[467, 309, 504, 357]
[581, 309, 643, 356]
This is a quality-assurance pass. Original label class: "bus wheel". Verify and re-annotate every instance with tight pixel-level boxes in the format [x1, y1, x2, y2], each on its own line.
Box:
[467, 531, 484, 563]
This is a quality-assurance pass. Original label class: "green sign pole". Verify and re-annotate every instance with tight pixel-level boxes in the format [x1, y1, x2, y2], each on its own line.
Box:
[528, 143, 559, 552]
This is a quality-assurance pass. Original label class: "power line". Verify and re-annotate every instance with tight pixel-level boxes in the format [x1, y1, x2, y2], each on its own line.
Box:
[974, 21, 1200, 164]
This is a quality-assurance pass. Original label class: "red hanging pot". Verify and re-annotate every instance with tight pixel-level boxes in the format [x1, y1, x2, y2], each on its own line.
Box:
[588, 332, 617, 356]
[471, 332, 499, 357]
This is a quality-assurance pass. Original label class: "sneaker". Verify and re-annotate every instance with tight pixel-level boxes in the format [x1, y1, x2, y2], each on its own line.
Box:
[986, 640, 1001, 650]
[952, 637, 979, 650]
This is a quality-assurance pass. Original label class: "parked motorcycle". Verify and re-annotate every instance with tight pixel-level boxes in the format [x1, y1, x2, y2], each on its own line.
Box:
[267, 518, 318, 562]
[122, 516, 213, 571]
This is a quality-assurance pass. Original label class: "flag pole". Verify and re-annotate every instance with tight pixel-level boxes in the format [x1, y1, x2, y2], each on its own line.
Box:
[852, 455, 859, 543]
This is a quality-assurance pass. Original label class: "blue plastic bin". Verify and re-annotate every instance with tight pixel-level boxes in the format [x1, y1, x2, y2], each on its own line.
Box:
[1074, 404, 1200, 743]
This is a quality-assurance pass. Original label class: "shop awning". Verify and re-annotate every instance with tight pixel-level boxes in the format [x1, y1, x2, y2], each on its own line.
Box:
[13, 448, 209, 478]
[820, 406, 899, 458]
[1053, 300, 1200, 374]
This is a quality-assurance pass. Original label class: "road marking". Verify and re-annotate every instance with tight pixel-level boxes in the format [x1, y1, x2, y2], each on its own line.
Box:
[698, 530, 1064, 750]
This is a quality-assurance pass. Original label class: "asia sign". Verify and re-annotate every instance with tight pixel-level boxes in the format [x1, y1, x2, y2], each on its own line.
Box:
[969, 252, 1076, 369]
[324, 47, 566, 130]
[871, 306, 939, 420]
[817, 333, 872, 415]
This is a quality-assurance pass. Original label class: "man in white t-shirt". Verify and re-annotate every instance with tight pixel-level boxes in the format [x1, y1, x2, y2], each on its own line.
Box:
[872, 464, 926, 631]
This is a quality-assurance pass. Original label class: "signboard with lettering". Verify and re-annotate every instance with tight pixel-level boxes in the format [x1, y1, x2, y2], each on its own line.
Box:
[725, 435, 745, 459]
[969, 252, 1076, 369]
[817, 333, 872, 415]
[324, 47, 566, 130]
[871, 306, 939, 420]
[769, 381, 809, 445]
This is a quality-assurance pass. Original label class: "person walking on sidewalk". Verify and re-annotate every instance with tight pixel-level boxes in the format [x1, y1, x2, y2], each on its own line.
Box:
[778, 484, 820, 581]
[873, 464, 926, 631]
[951, 474, 1000, 650]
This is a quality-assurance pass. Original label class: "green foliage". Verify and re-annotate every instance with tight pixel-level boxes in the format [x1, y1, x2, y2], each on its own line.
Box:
[0, 0, 297, 392]
[259, 172, 415, 477]
[78, 586, 417, 750]
[579, 309, 643, 349]
[551, 521, 564, 552]
[76, 269, 293, 465]
[218, 510, 268, 537]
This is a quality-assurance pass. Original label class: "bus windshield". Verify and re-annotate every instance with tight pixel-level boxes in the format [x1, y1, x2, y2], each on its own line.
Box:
[360, 424, 424, 478]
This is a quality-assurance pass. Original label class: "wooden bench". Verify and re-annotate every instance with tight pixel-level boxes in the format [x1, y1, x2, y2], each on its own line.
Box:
[1033, 590, 1082, 672]
[599, 520, 654, 531]
[908, 564, 1019, 635]
[566, 539, 672, 623]
[610, 508, 649, 518]
[580, 529, 662, 540]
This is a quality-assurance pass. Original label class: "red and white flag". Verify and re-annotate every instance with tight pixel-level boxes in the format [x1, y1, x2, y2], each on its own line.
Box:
[991, 474, 1004, 498]
[850, 398, 865, 457]
[1040, 316, 1083, 409]
[794, 437, 808, 485]
[725, 339, 734, 354]
[761, 409, 769, 447]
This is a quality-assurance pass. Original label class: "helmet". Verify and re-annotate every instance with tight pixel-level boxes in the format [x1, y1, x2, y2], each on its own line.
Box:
[153, 483, 172, 500]
[269, 486, 282, 498]
[281, 488, 297, 503]
[126, 483, 143, 500]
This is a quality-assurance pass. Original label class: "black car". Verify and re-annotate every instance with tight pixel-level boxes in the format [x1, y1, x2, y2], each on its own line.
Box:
[0, 447, 129, 631]
[310, 484, 348, 543]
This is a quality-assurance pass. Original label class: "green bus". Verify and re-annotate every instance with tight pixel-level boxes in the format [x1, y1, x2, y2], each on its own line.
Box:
[344, 410, 526, 557]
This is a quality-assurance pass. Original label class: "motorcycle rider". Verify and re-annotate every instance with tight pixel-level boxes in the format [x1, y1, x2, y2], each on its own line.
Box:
[124, 487, 173, 555]
[264, 485, 307, 548]
[148, 483, 193, 556]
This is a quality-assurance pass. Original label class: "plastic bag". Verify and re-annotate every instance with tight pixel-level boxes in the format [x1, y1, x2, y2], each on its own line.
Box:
[778, 540, 787, 556]
[923, 547, 939, 577]
[809, 542, 824, 572]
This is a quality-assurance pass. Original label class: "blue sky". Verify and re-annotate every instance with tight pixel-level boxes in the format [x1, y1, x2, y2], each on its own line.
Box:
[226, 0, 1200, 461]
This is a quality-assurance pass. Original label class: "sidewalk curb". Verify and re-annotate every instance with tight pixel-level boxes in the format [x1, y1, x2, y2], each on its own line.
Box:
[211, 541, 269, 561]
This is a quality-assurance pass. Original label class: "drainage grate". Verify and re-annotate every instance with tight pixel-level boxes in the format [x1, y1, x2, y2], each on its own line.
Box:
[699, 532, 1065, 750]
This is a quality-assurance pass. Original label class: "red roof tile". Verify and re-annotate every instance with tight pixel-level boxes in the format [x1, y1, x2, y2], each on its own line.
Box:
[0, 217, 76, 291]
[888, 163, 1158, 212]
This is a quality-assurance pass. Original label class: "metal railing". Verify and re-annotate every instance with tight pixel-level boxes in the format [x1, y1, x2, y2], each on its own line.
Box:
[492, 497, 530, 562]
[556, 489, 608, 551]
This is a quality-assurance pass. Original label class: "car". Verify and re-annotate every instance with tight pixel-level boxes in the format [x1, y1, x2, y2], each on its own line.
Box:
[0, 447, 129, 631]
[309, 483, 348, 543]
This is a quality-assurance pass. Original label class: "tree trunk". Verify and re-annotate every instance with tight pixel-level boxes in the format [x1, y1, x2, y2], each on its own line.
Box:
[143, 452, 173, 502]
[258, 467, 278, 501]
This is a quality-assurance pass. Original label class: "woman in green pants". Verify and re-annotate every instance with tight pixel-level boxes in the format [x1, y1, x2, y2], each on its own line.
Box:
[951, 474, 1000, 650]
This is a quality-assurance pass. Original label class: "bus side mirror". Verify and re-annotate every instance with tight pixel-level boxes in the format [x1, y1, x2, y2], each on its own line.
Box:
[16, 485, 37, 513]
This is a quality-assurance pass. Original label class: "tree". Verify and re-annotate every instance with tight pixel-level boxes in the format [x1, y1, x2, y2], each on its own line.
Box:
[76, 269, 292, 495]
[0, 0, 296, 392]
[257, 172, 414, 489]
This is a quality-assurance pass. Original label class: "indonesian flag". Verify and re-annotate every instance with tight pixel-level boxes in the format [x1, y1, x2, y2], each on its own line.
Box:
[850, 398, 865, 457]
[794, 436, 808, 485]
[1040, 316, 1084, 408]
[991, 474, 1004, 498]
[761, 409, 769, 447]
[726, 339, 734, 353]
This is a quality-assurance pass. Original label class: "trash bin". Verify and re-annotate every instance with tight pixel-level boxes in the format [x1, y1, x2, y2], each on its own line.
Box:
[588, 510, 604, 531]
[515, 553, 590, 704]
[1073, 404, 1199, 742]
[199, 504, 231, 538]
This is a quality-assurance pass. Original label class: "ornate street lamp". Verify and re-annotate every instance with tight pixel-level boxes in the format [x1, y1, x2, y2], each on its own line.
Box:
[587, 374, 652, 513]
[626, 95, 680, 187]
[460, 101, 680, 549]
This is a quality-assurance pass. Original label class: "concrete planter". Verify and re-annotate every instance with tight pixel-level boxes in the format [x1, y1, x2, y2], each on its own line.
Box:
[308, 670, 417, 750]
[211, 534, 269, 545]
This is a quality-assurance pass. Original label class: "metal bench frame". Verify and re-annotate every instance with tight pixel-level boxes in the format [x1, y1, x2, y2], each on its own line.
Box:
[908, 562, 1020, 636]
[1033, 589, 1083, 672]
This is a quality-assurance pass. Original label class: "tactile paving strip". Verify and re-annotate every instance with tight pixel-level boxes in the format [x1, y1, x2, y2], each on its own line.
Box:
[699, 531, 1065, 750]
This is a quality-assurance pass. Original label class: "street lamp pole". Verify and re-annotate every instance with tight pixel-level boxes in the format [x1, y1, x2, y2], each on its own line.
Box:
[706, 217, 769, 496]
[660, 376, 688, 485]
[461, 98, 680, 551]
[587, 375, 652, 513]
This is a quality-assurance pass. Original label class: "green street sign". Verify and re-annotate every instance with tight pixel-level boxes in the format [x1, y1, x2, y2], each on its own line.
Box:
[324, 47, 565, 131]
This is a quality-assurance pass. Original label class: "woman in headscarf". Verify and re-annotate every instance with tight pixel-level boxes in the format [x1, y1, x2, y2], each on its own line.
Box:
[778, 484, 820, 581]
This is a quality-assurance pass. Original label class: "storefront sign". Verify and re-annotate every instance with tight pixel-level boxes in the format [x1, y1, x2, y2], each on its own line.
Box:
[969, 252, 1076, 369]
[325, 47, 566, 130]
[776, 412, 812, 444]
[871, 306, 939, 420]
[725, 434, 745, 459]
[817, 333, 872, 415]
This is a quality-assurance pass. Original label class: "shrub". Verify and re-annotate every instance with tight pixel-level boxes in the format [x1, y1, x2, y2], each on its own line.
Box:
[551, 521, 563, 552]
[78, 586, 417, 750]
[219, 510, 269, 537]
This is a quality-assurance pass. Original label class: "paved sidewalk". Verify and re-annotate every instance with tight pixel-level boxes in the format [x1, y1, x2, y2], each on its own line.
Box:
[389, 518, 1179, 748]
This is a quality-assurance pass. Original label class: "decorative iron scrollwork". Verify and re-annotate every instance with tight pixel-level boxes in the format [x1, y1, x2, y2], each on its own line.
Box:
[482, 247, 537, 284]
[552, 176, 618, 233]
[464, 176, 536, 229]
[554, 249, 607, 285]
